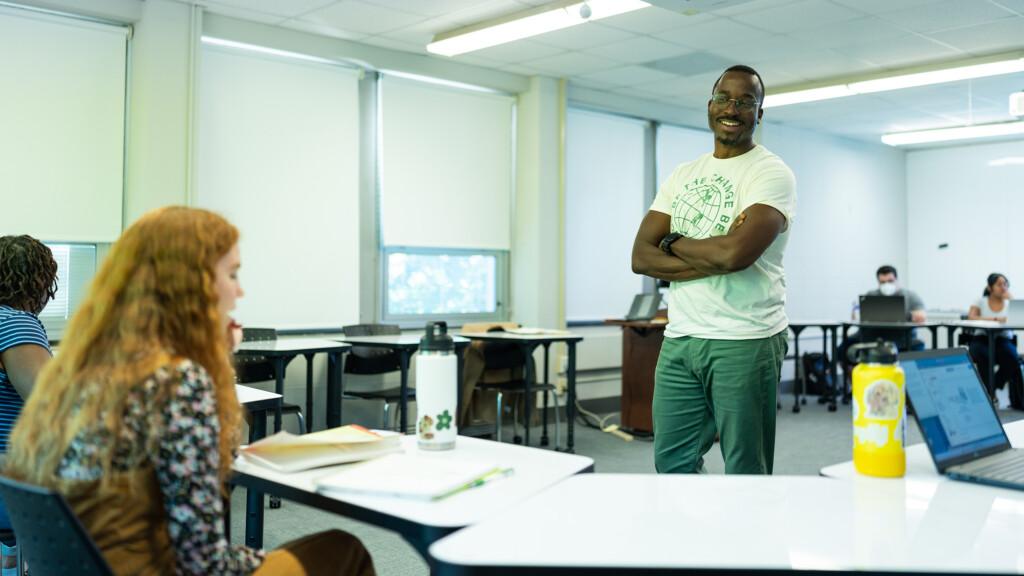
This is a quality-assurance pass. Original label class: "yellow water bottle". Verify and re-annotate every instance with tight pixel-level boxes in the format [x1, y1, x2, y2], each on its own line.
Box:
[848, 340, 905, 477]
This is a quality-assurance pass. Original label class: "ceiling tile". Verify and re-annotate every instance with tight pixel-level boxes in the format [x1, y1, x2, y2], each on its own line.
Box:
[441, 0, 540, 26]
[874, 0, 1016, 34]
[380, 16, 465, 45]
[358, 35, 428, 54]
[642, 51, 736, 76]
[466, 40, 567, 65]
[785, 17, 908, 50]
[523, 51, 628, 77]
[755, 51, 876, 85]
[926, 17, 1024, 54]
[576, 65, 679, 87]
[354, 0, 512, 18]
[202, 0, 336, 18]
[828, 0, 947, 14]
[570, 77, 619, 91]
[299, 0, 432, 35]
[200, 3, 289, 25]
[731, 0, 863, 34]
[651, 17, 773, 49]
[278, 18, 370, 41]
[529, 22, 636, 51]
[830, 35, 960, 69]
[598, 6, 713, 34]
[704, 0, 801, 16]
[580, 36, 694, 65]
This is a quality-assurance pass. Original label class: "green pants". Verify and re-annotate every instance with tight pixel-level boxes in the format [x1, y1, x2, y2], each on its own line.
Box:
[652, 331, 788, 475]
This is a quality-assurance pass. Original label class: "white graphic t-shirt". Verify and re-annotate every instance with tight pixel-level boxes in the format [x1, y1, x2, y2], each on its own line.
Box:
[650, 144, 796, 340]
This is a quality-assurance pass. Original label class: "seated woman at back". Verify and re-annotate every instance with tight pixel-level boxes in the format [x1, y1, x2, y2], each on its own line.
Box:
[0, 234, 58, 570]
[4, 207, 375, 576]
[967, 272, 1021, 405]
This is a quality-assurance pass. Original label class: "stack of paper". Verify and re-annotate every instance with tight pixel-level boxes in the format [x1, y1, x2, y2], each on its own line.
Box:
[315, 453, 511, 501]
[241, 425, 402, 472]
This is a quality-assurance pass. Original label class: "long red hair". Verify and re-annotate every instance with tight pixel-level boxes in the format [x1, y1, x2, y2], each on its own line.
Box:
[5, 206, 241, 489]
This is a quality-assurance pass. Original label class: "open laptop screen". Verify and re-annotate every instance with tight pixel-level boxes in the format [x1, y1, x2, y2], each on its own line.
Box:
[900, 349, 1010, 468]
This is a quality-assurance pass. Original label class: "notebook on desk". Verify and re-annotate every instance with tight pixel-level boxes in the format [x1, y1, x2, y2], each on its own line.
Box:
[901, 348, 1024, 491]
[859, 294, 906, 322]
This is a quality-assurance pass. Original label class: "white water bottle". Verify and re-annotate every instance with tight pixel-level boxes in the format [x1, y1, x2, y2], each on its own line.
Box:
[416, 321, 457, 450]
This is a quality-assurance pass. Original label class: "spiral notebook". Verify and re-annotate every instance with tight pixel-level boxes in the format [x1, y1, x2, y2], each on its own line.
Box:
[901, 348, 1024, 491]
[315, 453, 508, 501]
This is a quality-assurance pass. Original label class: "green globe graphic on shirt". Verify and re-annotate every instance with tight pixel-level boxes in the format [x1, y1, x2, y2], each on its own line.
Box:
[672, 182, 724, 238]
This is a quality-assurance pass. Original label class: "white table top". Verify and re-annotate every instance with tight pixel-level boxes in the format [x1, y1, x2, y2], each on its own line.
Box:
[232, 434, 593, 530]
[429, 473, 1024, 574]
[337, 333, 470, 348]
[459, 330, 583, 342]
[234, 337, 351, 354]
[235, 384, 281, 406]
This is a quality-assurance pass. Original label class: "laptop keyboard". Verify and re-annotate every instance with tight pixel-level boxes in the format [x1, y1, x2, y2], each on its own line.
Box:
[957, 450, 1024, 483]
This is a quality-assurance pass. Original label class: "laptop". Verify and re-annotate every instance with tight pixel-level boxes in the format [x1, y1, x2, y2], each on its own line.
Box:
[1003, 299, 1024, 325]
[624, 293, 661, 322]
[859, 294, 906, 322]
[900, 348, 1024, 491]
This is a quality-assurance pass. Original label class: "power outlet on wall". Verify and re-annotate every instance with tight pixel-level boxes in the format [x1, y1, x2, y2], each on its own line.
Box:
[556, 378, 567, 396]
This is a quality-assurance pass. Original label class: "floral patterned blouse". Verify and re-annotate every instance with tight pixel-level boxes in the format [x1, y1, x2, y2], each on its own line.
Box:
[58, 359, 264, 574]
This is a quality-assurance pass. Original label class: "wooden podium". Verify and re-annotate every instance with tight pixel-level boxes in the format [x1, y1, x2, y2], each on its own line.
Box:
[604, 318, 667, 433]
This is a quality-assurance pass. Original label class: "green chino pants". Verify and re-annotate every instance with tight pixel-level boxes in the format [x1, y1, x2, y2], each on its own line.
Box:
[652, 331, 788, 474]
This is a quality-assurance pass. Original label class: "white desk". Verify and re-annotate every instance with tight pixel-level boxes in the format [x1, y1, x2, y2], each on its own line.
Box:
[232, 434, 593, 557]
[429, 473, 1024, 575]
[235, 384, 282, 548]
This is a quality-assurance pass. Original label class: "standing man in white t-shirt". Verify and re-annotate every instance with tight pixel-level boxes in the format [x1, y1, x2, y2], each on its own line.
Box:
[631, 65, 797, 474]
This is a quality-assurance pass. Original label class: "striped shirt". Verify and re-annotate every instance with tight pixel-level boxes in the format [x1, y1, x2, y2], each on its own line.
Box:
[0, 305, 51, 451]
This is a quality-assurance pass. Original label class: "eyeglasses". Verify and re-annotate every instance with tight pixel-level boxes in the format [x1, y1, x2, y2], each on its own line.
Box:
[710, 93, 758, 112]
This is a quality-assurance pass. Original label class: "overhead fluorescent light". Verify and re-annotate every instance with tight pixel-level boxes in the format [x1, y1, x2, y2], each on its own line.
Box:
[427, 0, 650, 57]
[881, 121, 1024, 146]
[764, 56, 1024, 108]
[987, 157, 1024, 166]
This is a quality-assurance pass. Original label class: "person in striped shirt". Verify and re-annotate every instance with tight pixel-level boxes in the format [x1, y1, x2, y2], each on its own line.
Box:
[0, 234, 58, 572]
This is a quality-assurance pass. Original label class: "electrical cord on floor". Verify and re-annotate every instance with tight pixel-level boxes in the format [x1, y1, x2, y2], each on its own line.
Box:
[574, 398, 634, 441]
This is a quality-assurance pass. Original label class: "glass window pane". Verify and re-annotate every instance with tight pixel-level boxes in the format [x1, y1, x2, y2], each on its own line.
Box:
[387, 252, 497, 315]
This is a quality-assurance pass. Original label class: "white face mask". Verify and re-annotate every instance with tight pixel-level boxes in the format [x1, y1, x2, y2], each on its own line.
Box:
[879, 282, 898, 297]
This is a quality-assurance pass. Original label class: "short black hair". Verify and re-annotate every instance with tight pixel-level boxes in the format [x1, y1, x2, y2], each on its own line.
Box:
[712, 65, 765, 104]
[876, 265, 897, 279]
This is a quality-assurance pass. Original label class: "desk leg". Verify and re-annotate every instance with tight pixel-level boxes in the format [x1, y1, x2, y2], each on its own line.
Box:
[988, 330, 997, 400]
[541, 342, 551, 447]
[327, 351, 343, 428]
[791, 326, 803, 413]
[841, 325, 851, 404]
[272, 358, 286, 433]
[927, 326, 939, 350]
[566, 341, 577, 453]
[521, 343, 534, 447]
[303, 353, 314, 433]
[828, 327, 839, 412]
[399, 351, 412, 433]
[455, 346, 464, 431]
[245, 411, 267, 549]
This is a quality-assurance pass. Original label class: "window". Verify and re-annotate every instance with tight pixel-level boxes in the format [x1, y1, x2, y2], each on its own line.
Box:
[382, 247, 506, 326]
[38, 243, 97, 341]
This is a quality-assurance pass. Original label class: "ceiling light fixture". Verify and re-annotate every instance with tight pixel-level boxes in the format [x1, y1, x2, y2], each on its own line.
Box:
[764, 56, 1024, 108]
[426, 0, 650, 57]
[881, 121, 1024, 146]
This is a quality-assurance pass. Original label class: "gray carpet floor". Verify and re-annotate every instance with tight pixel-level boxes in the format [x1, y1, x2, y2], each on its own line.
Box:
[230, 389, 1024, 575]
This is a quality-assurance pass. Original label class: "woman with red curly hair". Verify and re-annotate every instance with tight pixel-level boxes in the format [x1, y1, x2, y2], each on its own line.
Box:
[3, 207, 374, 575]
[0, 234, 58, 571]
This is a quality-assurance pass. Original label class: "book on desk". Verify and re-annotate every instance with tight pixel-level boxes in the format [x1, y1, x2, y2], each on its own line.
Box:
[241, 425, 402, 472]
[315, 453, 511, 501]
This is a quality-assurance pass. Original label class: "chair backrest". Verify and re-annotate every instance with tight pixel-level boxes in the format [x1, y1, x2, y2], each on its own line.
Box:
[343, 324, 402, 374]
[481, 327, 526, 371]
[235, 327, 278, 383]
[0, 475, 115, 575]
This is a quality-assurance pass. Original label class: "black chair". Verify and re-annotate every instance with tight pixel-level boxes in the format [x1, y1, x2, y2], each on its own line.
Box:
[342, 324, 408, 431]
[0, 475, 114, 575]
[474, 336, 561, 447]
[235, 328, 305, 434]
[0, 529, 22, 576]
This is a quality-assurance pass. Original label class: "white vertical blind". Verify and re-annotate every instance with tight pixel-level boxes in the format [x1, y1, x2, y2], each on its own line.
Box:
[197, 46, 361, 329]
[379, 76, 514, 250]
[564, 108, 647, 322]
[0, 8, 127, 242]
[656, 123, 709, 187]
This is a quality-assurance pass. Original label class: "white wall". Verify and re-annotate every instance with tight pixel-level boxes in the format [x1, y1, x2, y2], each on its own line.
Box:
[760, 123, 908, 322]
[907, 140, 1024, 312]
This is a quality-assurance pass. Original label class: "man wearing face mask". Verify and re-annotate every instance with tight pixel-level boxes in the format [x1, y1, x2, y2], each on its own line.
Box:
[839, 265, 927, 393]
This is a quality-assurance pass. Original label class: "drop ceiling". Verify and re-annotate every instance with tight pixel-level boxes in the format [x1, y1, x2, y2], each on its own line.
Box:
[185, 0, 1024, 144]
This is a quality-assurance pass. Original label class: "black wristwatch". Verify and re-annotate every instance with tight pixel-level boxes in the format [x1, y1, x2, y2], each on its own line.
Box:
[659, 232, 685, 253]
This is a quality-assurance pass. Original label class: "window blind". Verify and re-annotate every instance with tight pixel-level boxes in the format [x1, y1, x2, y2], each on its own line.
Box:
[379, 76, 514, 251]
[196, 45, 361, 329]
